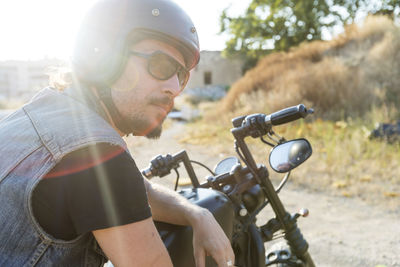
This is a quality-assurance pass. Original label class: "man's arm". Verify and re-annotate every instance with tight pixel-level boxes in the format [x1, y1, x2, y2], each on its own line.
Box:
[93, 217, 173, 267]
[51, 144, 174, 267]
[144, 179, 235, 267]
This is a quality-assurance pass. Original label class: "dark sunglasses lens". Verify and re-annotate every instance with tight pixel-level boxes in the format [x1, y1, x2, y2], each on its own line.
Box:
[148, 53, 178, 80]
[146, 52, 189, 89]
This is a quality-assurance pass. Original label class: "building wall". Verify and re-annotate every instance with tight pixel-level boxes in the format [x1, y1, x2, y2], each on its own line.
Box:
[0, 59, 62, 101]
[186, 51, 243, 89]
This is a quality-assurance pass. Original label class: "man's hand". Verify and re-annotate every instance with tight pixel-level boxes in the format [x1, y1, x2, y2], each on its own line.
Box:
[144, 180, 235, 266]
[191, 208, 235, 267]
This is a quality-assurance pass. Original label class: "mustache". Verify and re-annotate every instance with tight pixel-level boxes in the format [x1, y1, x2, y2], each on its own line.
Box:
[148, 96, 174, 110]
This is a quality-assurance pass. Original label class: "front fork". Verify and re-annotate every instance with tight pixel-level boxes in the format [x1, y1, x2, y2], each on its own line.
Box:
[260, 212, 314, 267]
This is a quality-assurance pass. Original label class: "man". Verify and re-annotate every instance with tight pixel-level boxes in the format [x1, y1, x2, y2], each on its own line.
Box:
[0, 0, 235, 266]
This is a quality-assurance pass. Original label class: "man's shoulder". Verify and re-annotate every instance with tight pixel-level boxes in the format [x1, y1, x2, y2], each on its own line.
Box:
[22, 87, 127, 160]
[46, 143, 129, 178]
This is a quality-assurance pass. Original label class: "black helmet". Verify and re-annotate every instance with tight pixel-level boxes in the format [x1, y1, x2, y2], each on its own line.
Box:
[72, 0, 200, 86]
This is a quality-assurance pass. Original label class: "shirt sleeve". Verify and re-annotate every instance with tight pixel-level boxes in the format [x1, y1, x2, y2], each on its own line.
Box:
[34, 143, 152, 239]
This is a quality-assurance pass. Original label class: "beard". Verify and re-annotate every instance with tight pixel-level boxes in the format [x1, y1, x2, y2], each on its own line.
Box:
[145, 124, 163, 139]
[141, 96, 172, 138]
[113, 91, 172, 138]
[121, 111, 166, 138]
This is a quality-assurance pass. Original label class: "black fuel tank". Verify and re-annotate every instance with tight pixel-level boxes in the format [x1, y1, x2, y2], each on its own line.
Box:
[155, 188, 235, 267]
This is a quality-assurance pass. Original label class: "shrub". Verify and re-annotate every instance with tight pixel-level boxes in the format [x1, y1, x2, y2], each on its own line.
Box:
[221, 16, 400, 121]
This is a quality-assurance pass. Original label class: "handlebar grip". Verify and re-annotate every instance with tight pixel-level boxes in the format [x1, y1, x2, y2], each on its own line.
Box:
[142, 167, 154, 179]
[141, 154, 177, 179]
[268, 104, 313, 126]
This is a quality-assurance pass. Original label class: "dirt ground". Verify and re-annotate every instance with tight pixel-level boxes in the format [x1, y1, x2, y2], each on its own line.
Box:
[126, 121, 400, 267]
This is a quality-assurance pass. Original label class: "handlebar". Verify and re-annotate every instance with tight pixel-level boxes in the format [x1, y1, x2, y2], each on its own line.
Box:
[231, 104, 313, 139]
[145, 104, 313, 179]
[141, 150, 201, 187]
[266, 104, 314, 126]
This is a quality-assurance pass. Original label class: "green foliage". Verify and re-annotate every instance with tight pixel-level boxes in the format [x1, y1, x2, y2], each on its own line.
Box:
[338, 0, 400, 21]
[220, 0, 400, 71]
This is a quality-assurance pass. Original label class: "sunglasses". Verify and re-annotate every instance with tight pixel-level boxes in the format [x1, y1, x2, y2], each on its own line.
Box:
[129, 50, 190, 91]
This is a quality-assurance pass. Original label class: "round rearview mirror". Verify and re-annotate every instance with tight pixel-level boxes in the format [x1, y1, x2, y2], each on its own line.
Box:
[269, 139, 312, 173]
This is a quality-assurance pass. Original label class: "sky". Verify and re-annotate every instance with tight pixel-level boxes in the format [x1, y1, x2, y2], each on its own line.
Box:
[0, 0, 251, 61]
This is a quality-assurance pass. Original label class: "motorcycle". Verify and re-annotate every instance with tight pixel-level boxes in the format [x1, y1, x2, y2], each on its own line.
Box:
[142, 104, 316, 267]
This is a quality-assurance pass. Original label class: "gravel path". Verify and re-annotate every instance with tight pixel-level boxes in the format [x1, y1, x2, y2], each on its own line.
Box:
[126, 121, 400, 267]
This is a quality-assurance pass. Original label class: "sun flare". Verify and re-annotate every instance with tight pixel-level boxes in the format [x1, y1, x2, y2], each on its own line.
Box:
[0, 0, 250, 61]
[0, 0, 97, 60]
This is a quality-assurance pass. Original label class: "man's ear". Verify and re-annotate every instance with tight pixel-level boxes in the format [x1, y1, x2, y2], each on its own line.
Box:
[111, 62, 140, 93]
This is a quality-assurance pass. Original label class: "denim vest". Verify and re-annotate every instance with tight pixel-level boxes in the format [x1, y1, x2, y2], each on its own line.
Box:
[0, 87, 127, 266]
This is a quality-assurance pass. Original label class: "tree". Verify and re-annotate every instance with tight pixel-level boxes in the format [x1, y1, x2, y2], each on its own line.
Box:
[220, 0, 399, 72]
[335, 0, 399, 21]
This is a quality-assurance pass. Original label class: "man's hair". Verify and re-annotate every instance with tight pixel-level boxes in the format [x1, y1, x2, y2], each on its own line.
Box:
[49, 67, 73, 91]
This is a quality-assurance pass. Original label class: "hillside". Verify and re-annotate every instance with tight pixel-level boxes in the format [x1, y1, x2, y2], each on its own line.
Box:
[221, 16, 400, 121]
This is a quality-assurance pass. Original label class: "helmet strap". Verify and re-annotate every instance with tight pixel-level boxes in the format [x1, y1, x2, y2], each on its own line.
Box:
[90, 86, 132, 136]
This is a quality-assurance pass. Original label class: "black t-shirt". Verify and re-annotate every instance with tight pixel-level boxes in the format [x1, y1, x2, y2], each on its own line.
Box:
[32, 143, 152, 240]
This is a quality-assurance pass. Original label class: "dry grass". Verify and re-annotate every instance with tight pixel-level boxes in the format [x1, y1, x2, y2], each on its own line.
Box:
[221, 16, 400, 121]
[267, 117, 400, 212]
[179, 109, 400, 212]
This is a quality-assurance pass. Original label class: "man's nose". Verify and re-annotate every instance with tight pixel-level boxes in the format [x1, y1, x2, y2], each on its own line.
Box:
[161, 75, 181, 98]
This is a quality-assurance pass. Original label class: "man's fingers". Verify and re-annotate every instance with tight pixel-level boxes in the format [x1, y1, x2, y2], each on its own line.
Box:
[194, 248, 206, 267]
[209, 248, 234, 267]
[190, 208, 235, 267]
